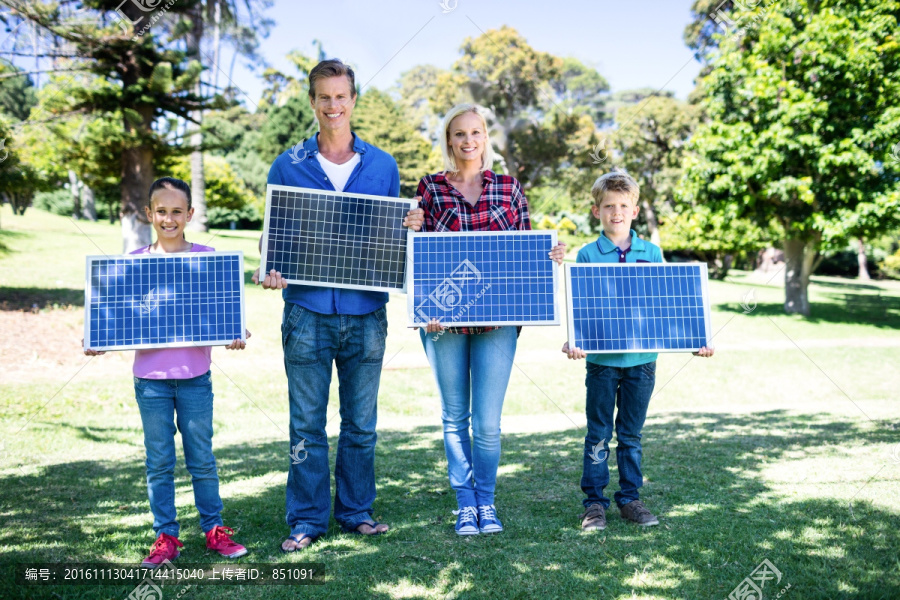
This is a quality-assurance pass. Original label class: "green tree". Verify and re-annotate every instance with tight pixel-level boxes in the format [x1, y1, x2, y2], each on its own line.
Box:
[256, 92, 316, 166]
[353, 88, 438, 197]
[1, 0, 223, 251]
[681, 0, 900, 315]
[0, 59, 37, 120]
[612, 93, 699, 246]
[394, 64, 444, 144]
[0, 116, 47, 216]
[430, 27, 605, 192]
[171, 154, 262, 228]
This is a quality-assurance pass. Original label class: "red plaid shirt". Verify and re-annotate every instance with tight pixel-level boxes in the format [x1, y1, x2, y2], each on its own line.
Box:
[416, 170, 532, 335]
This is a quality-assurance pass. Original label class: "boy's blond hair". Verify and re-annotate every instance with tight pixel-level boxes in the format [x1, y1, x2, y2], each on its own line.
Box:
[591, 169, 640, 206]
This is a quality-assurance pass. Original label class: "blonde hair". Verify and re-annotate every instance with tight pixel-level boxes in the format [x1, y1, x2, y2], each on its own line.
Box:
[440, 104, 495, 172]
[591, 168, 640, 206]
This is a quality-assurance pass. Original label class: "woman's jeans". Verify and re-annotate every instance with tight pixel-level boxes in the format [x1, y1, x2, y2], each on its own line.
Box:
[134, 371, 224, 537]
[420, 326, 517, 508]
[581, 361, 656, 509]
[282, 303, 387, 537]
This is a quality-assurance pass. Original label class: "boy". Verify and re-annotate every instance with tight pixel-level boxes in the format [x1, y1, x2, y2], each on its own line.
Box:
[562, 169, 714, 531]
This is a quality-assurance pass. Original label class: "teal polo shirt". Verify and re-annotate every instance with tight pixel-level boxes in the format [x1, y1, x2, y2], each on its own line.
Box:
[575, 230, 664, 368]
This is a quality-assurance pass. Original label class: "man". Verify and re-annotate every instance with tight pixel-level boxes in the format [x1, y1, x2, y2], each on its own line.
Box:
[252, 59, 423, 551]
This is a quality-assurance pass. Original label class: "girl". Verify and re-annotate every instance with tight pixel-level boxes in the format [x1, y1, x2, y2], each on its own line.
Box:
[415, 105, 565, 535]
[85, 177, 248, 567]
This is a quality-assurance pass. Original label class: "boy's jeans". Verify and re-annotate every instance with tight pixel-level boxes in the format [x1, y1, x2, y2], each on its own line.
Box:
[420, 326, 517, 508]
[134, 371, 224, 538]
[581, 361, 656, 509]
[282, 303, 387, 538]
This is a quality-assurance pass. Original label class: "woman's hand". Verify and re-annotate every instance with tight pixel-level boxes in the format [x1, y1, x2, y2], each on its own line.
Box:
[549, 242, 567, 265]
[425, 318, 445, 334]
[692, 345, 715, 357]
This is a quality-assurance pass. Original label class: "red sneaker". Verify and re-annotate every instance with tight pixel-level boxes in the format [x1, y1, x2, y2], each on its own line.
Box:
[206, 525, 248, 558]
[141, 533, 183, 568]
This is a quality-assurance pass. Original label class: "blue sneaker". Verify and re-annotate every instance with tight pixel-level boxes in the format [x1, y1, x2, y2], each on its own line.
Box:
[477, 504, 503, 533]
[454, 506, 479, 536]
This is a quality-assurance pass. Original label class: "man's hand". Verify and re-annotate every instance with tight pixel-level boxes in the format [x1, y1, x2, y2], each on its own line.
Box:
[252, 268, 288, 289]
[404, 202, 425, 232]
[693, 345, 715, 357]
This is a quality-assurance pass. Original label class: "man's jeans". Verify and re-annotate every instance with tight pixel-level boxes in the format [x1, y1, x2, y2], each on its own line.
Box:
[581, 361, 656, 509]
[134, 371, 224, 537]
[420, 326, 517, 508]
[283, 303, 387, 537]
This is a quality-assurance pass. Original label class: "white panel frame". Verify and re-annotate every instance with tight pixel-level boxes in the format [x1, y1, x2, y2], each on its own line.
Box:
[84, 251, 246, 352]
[260, 184, 415, 293]
[565, 262, 712, 354]
[406, 230, 560, 328]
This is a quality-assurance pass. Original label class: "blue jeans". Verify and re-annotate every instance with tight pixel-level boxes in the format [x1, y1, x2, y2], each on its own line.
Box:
[282, 303, 387, 538]
[581, 361, 656, 509]
[134, 371, 224, 537]
[420, 327, 517, 508]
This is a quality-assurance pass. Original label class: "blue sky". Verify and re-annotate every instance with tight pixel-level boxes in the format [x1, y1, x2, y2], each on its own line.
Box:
[225, 0, 703, 108]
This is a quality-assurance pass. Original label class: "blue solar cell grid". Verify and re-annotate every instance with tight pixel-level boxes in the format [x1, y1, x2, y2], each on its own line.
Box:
[84, 252, 246, 351]
[408, 231, 559, 327]
[565, 263, 711, 353]
[261, 184, 415, 292]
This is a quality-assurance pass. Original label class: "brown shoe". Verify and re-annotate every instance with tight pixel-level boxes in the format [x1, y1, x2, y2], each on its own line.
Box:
[619, 500, 659, 526]
[579, 503, 606, 531]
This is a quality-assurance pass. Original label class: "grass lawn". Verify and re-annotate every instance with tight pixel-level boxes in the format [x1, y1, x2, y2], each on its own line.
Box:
[1, 206, 899, 599]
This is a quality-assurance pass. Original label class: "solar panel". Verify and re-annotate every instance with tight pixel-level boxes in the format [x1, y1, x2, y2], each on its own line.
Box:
[407, 231, 559, 327]
[565, 263, 712, 353]
[84, 252, 246, 351]
[261, 184, 415, 292]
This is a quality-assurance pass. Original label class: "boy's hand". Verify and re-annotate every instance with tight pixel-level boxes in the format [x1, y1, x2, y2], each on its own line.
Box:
[561, 341, 586, 360]
[403, 202, 424, 231]
[425, 318, 445, 334]
[549, 242, 567, 265]
[252, 268, 288, 289]
[693, 345, 715, 357]
[226, 330, 251, 350]
[82, 338, 105, 357]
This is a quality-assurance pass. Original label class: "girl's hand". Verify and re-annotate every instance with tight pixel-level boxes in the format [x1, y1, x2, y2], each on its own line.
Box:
[404, 202, 425, 231]
[226, 330, 251, 350]
[693, 345, 715, 357]
[81, 339, 105, 356]
[561, 341, 586, 360]
[425, 318, 444, 334]
[549, 242, 567, 265]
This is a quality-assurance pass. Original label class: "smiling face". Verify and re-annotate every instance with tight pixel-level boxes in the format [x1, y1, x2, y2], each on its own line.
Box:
[310, 75, 356, 134]
[145, 187, 193, 241]
[447, 111, 487, 169]
[592, 191, 639, 239]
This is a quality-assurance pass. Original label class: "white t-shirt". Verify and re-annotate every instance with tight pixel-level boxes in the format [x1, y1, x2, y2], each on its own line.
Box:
[316, 152, 360, 192]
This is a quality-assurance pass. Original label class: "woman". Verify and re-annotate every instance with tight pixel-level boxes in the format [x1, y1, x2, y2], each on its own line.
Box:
[416, 103, 565, 535]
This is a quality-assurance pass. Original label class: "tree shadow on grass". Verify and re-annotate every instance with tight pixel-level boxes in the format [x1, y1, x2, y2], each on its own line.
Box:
[0, 286, 84, 311]
[715, 299, 900, 328]
[2, 413, 898, 599]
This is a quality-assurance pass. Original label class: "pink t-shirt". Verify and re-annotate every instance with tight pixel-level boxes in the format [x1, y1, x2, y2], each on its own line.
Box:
[131, 243, 216, 380]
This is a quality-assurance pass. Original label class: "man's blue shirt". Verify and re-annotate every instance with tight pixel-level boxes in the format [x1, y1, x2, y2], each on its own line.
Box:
[576, 230, 663, 368]
[267, 133, 401, 315]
